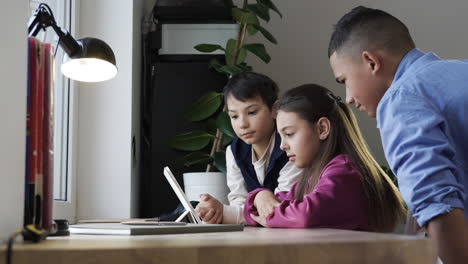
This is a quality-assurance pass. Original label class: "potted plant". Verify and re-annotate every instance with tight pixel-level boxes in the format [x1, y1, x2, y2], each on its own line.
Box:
[168, 0, 282, 203]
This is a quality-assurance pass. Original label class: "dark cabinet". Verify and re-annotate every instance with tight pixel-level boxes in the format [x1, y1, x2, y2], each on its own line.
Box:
[138, 1, 232, 217]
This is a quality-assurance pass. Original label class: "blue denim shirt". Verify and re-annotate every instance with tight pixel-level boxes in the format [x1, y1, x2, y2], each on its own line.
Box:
[377, 48, 468, 227]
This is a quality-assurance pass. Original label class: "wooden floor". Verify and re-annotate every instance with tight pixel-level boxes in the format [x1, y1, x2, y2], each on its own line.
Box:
[0, 227, 437, 264]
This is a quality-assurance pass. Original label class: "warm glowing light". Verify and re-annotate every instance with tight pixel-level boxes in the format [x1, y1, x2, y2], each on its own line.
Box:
[61, 58, 117, 82]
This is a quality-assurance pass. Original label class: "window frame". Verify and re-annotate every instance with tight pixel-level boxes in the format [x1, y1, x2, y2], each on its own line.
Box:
[53, 0, 78, 223]
[29, 0, 78, 223]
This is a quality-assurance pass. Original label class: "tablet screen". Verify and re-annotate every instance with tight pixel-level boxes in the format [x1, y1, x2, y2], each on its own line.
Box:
[163, 167, 202, 224]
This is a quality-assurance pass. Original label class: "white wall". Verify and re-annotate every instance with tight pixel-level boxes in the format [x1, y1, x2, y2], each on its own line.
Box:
[75, 0, 155, 220]
[75, 0, 134, 220]
[247, 0, 468, 165]
[0, 0, 27, 241]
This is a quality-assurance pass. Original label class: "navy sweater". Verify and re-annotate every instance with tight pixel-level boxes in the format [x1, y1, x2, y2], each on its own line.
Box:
[230, 133, 289, 192]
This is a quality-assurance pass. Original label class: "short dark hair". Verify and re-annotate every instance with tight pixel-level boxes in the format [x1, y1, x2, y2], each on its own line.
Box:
[223, 72, 279, 109]
[328, 6, 415, 58]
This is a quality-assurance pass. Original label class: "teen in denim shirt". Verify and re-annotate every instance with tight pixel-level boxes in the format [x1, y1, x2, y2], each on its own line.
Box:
[329, 6, 468, 264]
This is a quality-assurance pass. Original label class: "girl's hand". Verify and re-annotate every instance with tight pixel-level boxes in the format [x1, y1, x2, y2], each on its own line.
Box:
[195, 194, 223, 224]
[254, 190, 280, 219]
[250, 213, 269, 227]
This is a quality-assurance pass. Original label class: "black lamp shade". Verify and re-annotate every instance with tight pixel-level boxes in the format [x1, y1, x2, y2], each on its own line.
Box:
[61, 38, 118, 82]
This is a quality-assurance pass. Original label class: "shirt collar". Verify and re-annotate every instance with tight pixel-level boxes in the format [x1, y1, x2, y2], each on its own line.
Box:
[376, 48, 424, 128]
[376, 48, 441, 127]
[392, 48, 425, 83]
[251, 132, 276, 163]
[391, 48, 441, 86]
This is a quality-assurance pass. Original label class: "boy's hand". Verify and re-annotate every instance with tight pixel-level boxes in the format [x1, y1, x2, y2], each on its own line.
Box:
[254, 190, 280, 219]
[195, 194, 223, 224]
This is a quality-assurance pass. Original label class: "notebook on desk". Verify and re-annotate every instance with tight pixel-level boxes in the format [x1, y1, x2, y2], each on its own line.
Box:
[69, 167, 244, 235]
[69, 222, 243, 235]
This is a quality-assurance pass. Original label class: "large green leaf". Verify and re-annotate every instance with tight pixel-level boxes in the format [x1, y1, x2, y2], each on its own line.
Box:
[246, 24, 259, 35]
[205, 118, 217, 135]
[208, 58, 224, 72]
[213, 67, 229, 75]
[236, 47, 247, 64]
[252, 24, 277, 44]
[223, 134, 234, 147]
[244, 43, 271, 63]
[238, 63, 253, 72]
[214, 151, 227, 173]
[232, 8, 259, 25]
[184, 92, 223, 121]
[247, 3, 270, 22]
[257, 0, 282, 18]
[168, 131, 214, 151]
[216, 112, 236, 138]
[225, 39, 237, 65]
[180, 152, 214, 167]
[219, 65, 245, 75]
[194, 44, 225, 53]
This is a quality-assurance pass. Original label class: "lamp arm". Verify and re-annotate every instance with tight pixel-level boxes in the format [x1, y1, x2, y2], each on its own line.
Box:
[51, 24, 82, 57]
[28, 3, 81, 57]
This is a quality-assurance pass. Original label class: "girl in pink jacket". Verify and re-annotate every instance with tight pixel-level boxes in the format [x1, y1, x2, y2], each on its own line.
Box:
[244, 84, 406, 232]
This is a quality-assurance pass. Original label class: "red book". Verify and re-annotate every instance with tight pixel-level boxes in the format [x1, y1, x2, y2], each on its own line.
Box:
[25, 37, 38, 226]
[42, 43, 55, 231]
[27, 38, 38, 186]
[29, 37, 45, 228]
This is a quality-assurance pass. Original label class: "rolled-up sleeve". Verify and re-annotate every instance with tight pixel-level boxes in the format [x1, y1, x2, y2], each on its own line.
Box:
[223, 146, 248, 224]
[264, 164, 367, 229]
[226, 146, 249, 206]
[243, 188, 270, 226]
[378, 90, 465, 227]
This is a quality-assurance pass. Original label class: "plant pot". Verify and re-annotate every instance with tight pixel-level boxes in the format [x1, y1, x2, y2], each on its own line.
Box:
[183, 172, 229, 205]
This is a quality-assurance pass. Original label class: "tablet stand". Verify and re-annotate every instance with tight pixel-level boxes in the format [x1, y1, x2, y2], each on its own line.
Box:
[164, 167, 203, 224]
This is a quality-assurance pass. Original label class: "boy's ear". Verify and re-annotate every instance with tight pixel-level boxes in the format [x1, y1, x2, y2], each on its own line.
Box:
[361, 50, 381, 75]
[271, 100, 279, 118]
[317, 117, 331, 140]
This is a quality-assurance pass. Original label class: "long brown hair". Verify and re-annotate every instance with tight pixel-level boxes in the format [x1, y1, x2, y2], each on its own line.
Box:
[278, 84, 406, 232]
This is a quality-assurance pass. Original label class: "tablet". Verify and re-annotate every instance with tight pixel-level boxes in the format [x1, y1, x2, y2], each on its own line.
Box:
[163, 166, 203, 224]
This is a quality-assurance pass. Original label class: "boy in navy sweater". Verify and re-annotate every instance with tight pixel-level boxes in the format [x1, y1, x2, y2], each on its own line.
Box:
[195, 72, 304, 224]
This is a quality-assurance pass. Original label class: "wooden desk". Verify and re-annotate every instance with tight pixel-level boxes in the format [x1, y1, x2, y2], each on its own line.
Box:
[1, 227, 436, 264]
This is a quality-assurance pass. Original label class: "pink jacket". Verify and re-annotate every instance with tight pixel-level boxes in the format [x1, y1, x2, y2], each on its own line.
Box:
[244, 154, 371, 231]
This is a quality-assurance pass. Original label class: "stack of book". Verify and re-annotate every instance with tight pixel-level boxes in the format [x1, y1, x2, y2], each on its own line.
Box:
[24, 37, 55, 235]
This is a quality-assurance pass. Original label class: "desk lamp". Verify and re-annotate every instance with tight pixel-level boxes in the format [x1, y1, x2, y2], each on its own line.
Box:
[19, 2, 118, 243]
[28, 3, 117, 82]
